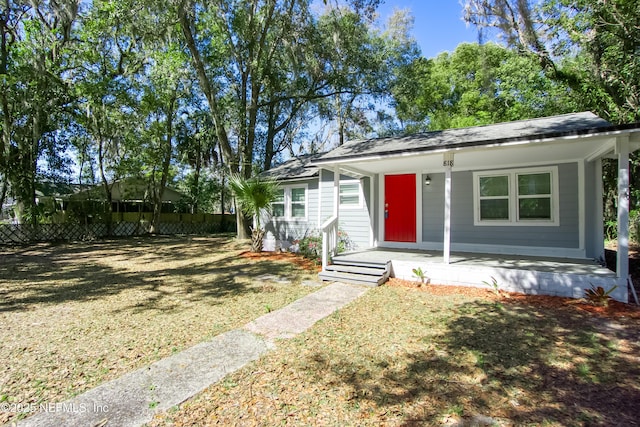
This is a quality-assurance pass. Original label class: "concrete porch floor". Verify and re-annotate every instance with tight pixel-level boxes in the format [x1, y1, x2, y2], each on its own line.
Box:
[332, 248, 615, 277]
[331, 247, 624, 301]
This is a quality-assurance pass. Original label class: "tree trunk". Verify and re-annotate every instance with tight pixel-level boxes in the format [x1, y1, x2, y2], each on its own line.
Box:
[178, 3, 234, 169]
[27, 106, 41, 227]
[264, 102, 276, 171]
[97, 131, 114, 236]
[336, 95, 345, 146]
[180, 3, 246, 240]
[251, 227, 266, 252]
[235, 206, 250, 240]
[191, 134, 201, 214]
[151, 95, 176, 234]
[0, 15, 12, 216]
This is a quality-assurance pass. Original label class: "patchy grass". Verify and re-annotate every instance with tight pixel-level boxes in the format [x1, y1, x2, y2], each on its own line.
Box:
[148, 284, 640, 427]
[0, 236, 318, 424]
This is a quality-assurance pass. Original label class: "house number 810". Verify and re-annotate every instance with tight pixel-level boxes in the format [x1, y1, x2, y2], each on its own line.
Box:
[443, 160, 454, 167]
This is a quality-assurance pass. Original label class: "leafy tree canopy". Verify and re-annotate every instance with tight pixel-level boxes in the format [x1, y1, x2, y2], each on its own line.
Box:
[392, 42, 577, 132]
[462, 0, 640, 124]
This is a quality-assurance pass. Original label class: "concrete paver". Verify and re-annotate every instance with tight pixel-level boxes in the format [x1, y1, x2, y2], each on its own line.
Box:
[245, 282, 368, 339]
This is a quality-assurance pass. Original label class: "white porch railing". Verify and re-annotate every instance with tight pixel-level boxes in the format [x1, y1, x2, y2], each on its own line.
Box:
[321, 215, 338, 270]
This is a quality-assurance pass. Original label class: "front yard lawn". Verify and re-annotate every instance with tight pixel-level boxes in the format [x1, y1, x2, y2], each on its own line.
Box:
[149, 281, 640, 426]
[0, 236, 318, 424]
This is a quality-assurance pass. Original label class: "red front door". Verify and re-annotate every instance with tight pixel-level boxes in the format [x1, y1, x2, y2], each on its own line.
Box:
[384, 174, 416, 242]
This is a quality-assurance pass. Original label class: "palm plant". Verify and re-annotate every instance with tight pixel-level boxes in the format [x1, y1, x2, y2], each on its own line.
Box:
[228, 174, 280, 252]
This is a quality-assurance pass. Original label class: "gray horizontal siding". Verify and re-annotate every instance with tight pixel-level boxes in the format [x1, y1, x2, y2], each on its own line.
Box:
[422, 173, 445, 242]
[584, 160, 603, 259]
[264, 178, 319, 244]
[320, 171, 371, 250]
[422, 163, 579, 249]
[267, 171, 372, 250]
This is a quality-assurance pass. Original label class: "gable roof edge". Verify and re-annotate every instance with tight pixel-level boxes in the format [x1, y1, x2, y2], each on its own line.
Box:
[311, 122, 640, 166]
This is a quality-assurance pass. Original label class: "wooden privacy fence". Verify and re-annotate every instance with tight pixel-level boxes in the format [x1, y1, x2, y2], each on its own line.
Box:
[0, 214, 236, 245]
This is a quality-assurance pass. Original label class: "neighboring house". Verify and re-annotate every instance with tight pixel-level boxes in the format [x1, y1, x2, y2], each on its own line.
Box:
[1, 181, 89, 223]
[64, 178, 188, 214]
[0, 178, 189, 224]
[266, 112, 640, 302]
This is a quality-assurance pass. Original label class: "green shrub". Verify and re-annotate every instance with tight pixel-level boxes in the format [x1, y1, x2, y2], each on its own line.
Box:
[295, 229, 353, 264]
[298, 233, 322, 262]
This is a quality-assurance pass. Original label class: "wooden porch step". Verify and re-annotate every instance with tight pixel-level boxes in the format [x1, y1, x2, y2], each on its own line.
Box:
[331, 257, 389, 269]
[319, 259, 390, 287]
[323, 264, 386, 276]
[318, 270, 388, 287]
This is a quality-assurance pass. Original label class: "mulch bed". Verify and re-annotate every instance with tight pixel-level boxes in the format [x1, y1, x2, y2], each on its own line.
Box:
[239, 250, 322, 272]
[387, 278, 640, 319]
[246, 250, 640, 319]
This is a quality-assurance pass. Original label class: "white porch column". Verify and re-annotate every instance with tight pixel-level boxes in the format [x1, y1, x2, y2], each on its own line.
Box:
[333, 164, 340, 217]
[317, 169, 323, 228]
[369, 176, 375, 247]
[443, 153, 454, 264]
[616, 136, 630, 279]
[595, 158, 605, 262]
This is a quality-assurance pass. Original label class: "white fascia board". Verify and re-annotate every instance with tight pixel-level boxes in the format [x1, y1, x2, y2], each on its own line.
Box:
[274, 177, 318, 185]
[586, 138, 616, 161]
[339, 165, 374, 178]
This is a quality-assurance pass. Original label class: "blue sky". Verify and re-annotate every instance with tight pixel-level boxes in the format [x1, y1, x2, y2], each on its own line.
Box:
[376, 1, 482, 58]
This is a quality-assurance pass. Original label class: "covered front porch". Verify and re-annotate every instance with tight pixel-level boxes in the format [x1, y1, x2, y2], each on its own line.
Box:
[313, 118, 640, 303]
[332, 248, 619, 300]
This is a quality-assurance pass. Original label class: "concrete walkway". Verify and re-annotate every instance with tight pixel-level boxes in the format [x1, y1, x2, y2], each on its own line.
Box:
[17, 282, 368, 427]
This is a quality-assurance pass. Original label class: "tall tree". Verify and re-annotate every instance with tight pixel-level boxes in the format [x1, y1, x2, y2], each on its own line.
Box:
[392, 42, 576, 131]
[138, 37, 192, 232]
[0, 1, 78, 224]
[463, 0, 640, 224]
[177, 0, 292, 238]
[71, 0, 156, 232]
[177, 0, 402, 238]
[462, 0, 640, 124]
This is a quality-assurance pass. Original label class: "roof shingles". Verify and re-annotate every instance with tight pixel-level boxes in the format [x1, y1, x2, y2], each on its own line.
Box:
[314, 112, 613, 164]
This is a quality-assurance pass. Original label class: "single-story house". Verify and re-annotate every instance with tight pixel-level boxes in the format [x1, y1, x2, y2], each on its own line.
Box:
[63, 178, 188, 214]
[263, 112, 640, 302]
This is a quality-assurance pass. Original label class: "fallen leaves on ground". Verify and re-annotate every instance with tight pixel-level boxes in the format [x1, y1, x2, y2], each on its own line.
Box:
[149, 283, 640, 427]
[239, 250, 321, 273]
[0, 236, 318, 425]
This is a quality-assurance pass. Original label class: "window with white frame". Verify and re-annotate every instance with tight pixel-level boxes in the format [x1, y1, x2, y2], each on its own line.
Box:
[271, 184, 307, 220]
[478, 175, 510, 221]
[290, 187, 306, 218]
[339, 181, 361, 208]
[272, 188, 285, 218]
[517, 172, 552, 220]
[473, 167, 558, 226]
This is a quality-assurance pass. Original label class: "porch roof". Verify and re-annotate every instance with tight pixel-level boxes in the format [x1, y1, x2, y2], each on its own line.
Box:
[312, 112, 640, 168]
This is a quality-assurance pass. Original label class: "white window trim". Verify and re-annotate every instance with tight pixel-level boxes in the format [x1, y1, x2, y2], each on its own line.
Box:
[339, 180, 363, 209]
[272, 184, 308, 221]
[473, 166, 559, 226]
